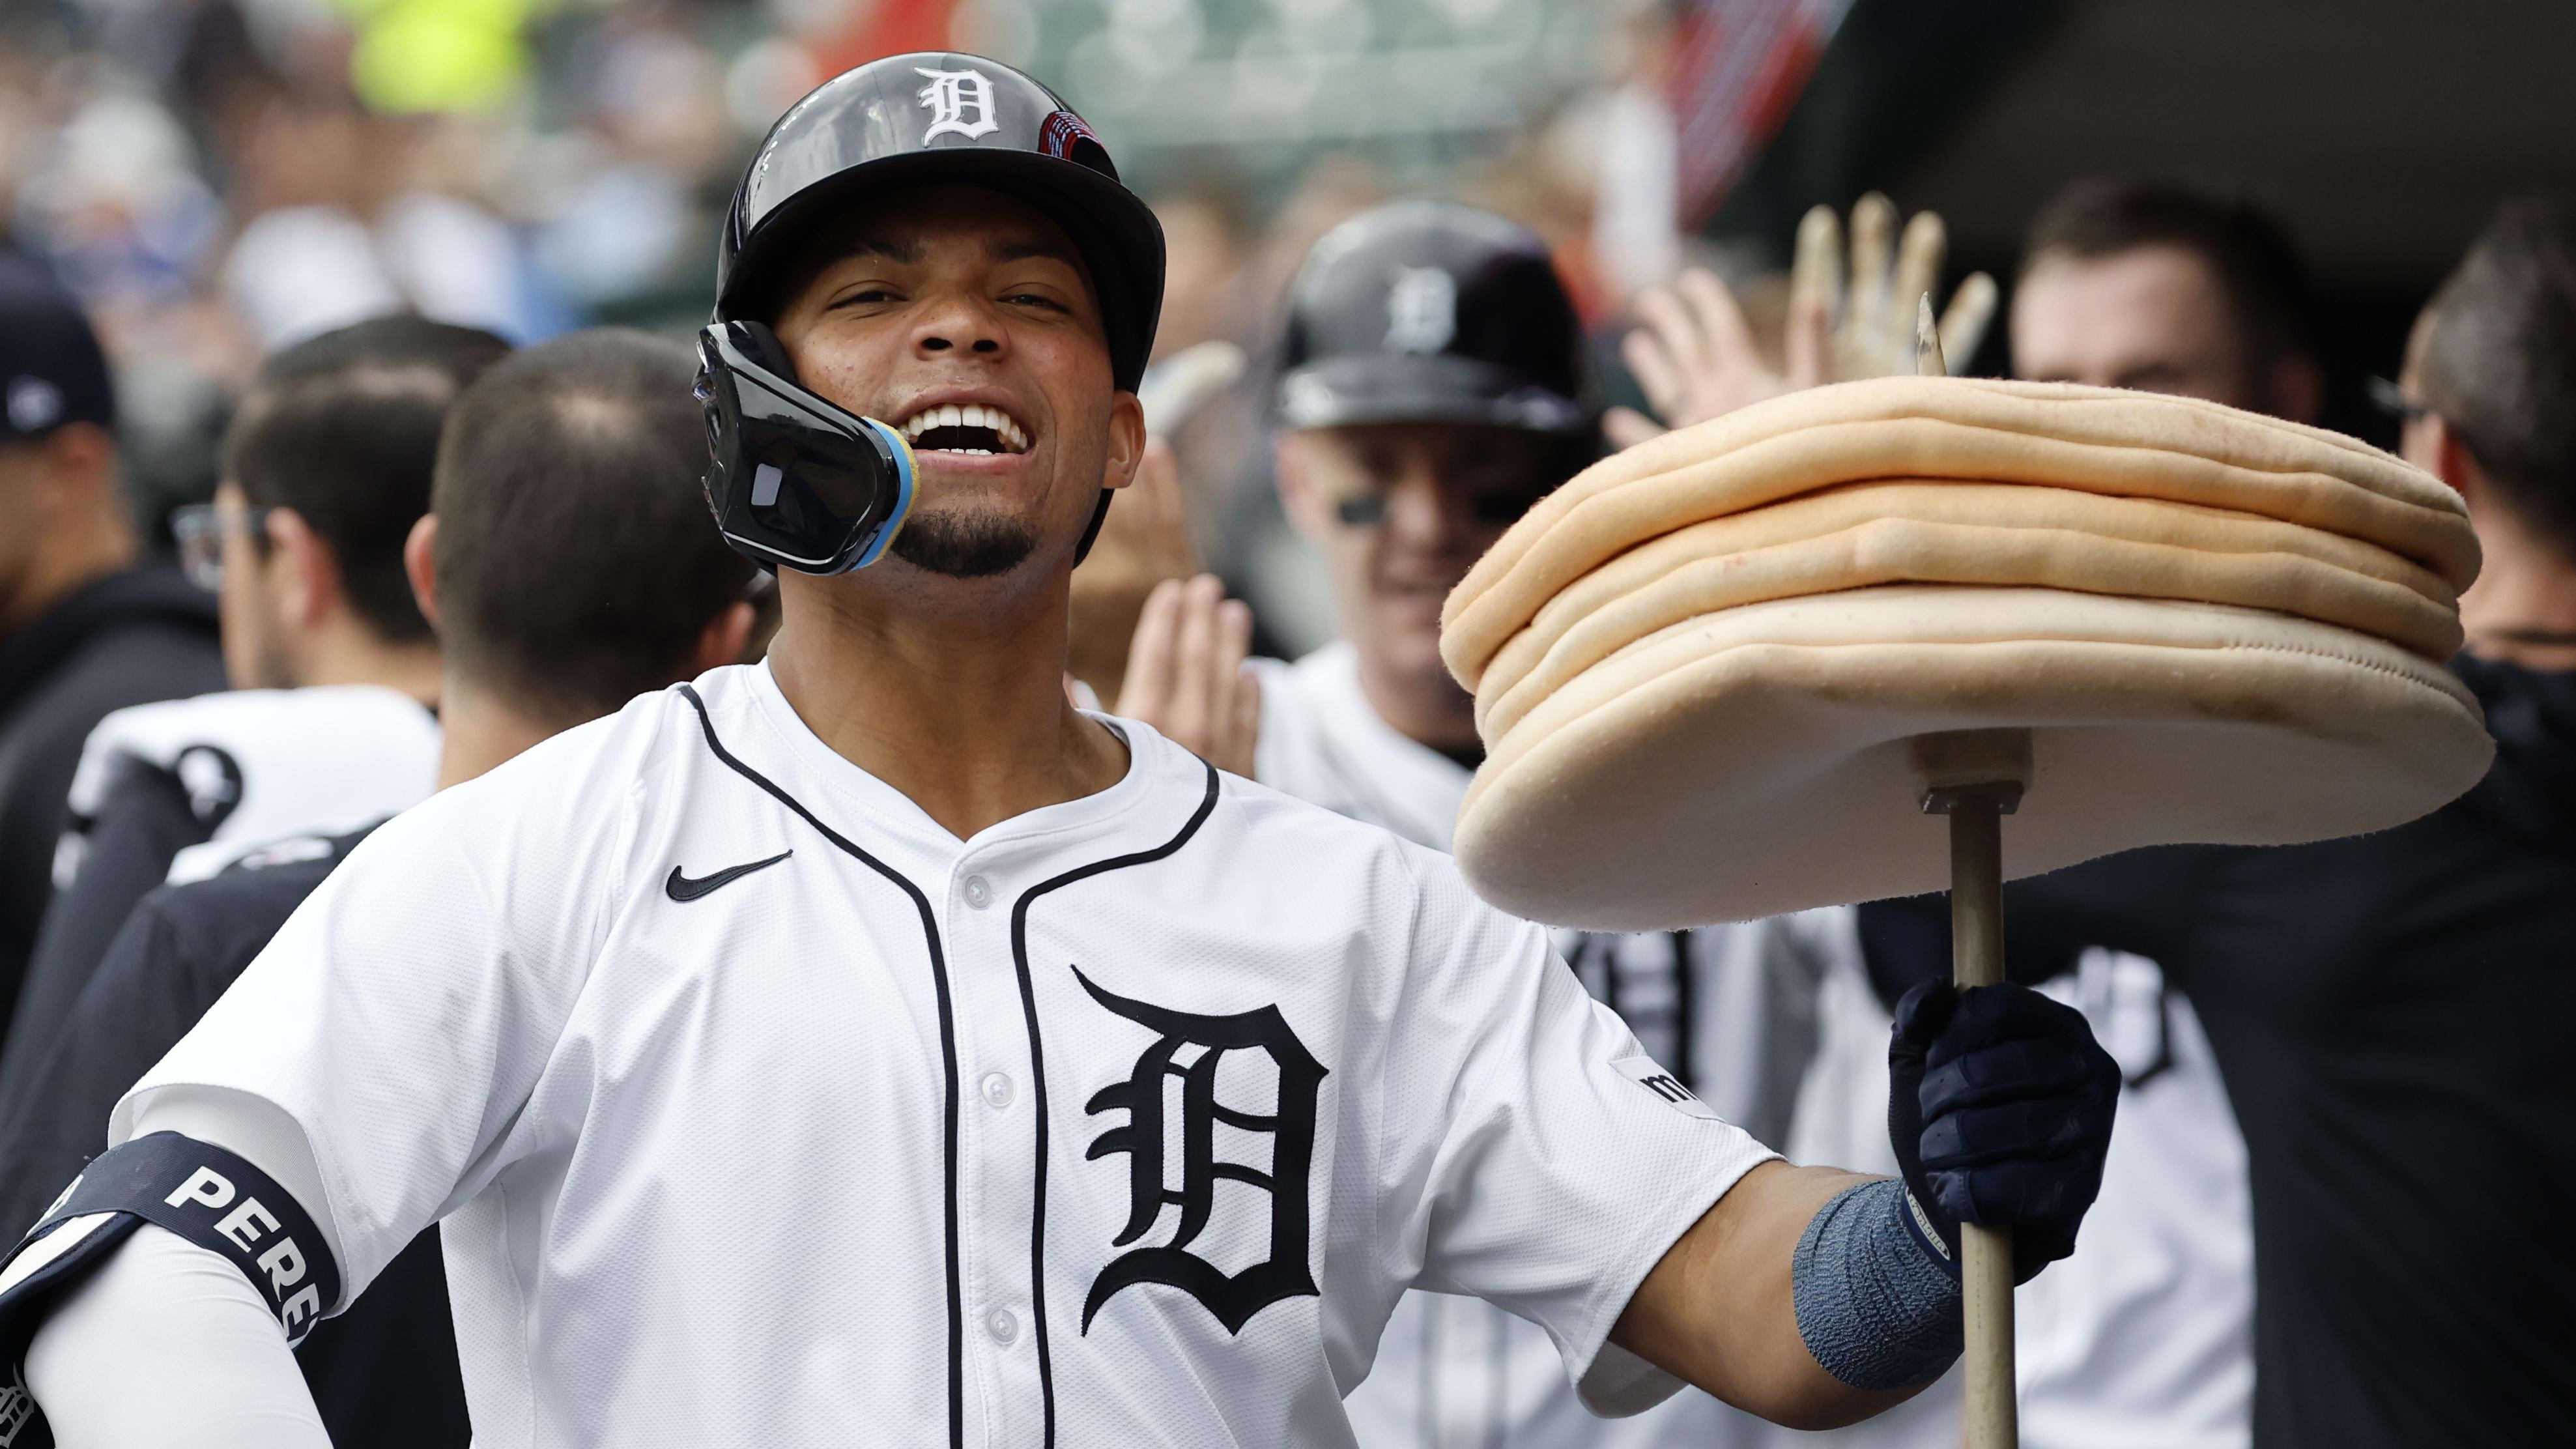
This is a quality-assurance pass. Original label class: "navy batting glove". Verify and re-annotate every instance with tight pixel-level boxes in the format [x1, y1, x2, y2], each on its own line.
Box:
[1886, 980, 2119, 1285]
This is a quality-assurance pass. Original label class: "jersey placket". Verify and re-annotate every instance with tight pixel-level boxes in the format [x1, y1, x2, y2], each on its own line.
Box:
[944, 844, 1046, 1448]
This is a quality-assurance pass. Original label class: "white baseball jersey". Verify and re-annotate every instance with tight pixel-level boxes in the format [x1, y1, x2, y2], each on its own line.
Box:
[115, 659, 1776, 1448]
[1252, 643, 1824, 1448]
[2015, 950, 2251, 1449]
[55, 684, 440, 887]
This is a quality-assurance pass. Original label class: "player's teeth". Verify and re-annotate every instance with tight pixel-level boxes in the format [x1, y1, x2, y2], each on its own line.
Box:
[940, 405, 963, 429]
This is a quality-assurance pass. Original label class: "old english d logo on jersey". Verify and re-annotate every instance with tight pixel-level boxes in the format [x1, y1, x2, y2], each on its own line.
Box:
[1075, 968, 1325, 1335]
[915, 66, 1000, 142]
[0, 1366, 33, 1448]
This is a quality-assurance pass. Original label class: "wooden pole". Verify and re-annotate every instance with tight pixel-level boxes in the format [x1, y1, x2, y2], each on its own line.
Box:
[1945, 789, 2018, 1449]
[1909, 302, 2023, 1447]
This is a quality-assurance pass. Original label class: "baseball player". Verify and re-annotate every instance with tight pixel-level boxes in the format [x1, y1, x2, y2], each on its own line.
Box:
[0, 319, 509, 1137]
[0, 55, 2117, 1448]
[0, 326, 762, 1449]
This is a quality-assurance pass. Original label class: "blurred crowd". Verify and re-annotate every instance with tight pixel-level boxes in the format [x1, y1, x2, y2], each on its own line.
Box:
[0, 0, 1667, 579]
[1, 3, 2573, 1446]
[3, 0, 799, 537]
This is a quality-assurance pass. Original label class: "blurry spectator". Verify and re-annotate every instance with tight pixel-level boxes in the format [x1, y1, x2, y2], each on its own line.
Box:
[2011, 178, 2324, 422]
[0, 326, 758, 1447]
[1149, 181, 1255, 361]
[12, 87, 219, 321]
[0, 262, 222, 1030]
[2411, 201, 2576, 673]
[218, 84, 535, 347]
[0, 317, 507, 1115]
[530, 13, 733, 317]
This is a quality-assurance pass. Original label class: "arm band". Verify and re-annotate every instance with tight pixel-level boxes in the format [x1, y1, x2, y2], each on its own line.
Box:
[0, 1132, 342, 1448]
[1790, 1179, 1962, 1391]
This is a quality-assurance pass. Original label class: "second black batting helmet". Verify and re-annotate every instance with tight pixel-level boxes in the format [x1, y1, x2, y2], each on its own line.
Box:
[698, 52, 1166, 575]
[1275, 200, 1588, 437]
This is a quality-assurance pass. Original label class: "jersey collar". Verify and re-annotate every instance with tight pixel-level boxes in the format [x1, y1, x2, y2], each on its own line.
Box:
[742, 657, 1190, 857]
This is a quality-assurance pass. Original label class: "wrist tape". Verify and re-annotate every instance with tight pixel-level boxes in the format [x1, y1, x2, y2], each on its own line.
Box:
[1790, 1179, 1963, 1391]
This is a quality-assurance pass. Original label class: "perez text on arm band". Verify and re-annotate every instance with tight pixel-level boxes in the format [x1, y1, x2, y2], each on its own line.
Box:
[0, 1132, 341, 1343]
[1790, 1178, 1962, 1391]
[123, 1083, 347, 1286]
[0, 1133, 341, 1448]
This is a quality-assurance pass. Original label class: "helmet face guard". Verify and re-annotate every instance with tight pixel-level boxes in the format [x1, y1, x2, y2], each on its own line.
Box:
[696, 322, 916, 575]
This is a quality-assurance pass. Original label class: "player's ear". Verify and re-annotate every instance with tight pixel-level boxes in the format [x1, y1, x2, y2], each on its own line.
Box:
[267, 507, 339, 628]
[38, 421, 115, 507]
[693, 601, 758, 675]
[1102, 392, 1146, 492]
[405, 514, 441, 631]
[2432, 417, 2493, 512]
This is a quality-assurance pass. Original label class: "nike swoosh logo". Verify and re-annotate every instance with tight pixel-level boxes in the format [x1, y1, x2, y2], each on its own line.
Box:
[665, 850, 794, 902]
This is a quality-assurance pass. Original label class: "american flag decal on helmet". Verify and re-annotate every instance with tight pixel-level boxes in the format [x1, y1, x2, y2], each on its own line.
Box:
[1039, 109, 1101, 164]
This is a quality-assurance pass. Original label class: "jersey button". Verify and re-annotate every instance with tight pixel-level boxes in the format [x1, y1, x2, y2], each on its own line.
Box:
[962, 875, 993, 909]
[987, 1308, 1018, 1345]
[980, 1072, 1014, 1109]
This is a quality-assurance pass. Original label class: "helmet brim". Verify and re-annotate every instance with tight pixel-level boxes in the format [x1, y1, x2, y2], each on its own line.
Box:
[1274, 354, 1591, 436]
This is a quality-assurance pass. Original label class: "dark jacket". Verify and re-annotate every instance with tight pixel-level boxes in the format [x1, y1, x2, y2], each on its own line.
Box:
[0, 567, 223, 1032]
[1861, 654, 2576, 1449]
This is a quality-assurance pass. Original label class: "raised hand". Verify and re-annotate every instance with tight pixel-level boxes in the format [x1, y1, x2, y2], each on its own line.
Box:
[1115, 573, 1261, 779]
[1606, 195, 1998, 449]
[1808, 194, 1998, 384]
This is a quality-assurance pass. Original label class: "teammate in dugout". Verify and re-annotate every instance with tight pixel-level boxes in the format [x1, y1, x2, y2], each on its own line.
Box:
[0, 55, 2117, 1447]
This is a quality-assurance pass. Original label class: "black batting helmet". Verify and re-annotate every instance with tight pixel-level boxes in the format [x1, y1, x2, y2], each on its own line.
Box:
[1275, 201, 1589, 438]
[698, 53, 1166, 575]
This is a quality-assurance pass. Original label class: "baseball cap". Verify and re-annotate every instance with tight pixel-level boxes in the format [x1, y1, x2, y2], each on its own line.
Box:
[0, 257, 115, 443]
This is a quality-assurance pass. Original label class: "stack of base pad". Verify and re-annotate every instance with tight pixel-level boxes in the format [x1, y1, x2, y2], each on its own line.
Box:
[1442, 377, 2496, 930]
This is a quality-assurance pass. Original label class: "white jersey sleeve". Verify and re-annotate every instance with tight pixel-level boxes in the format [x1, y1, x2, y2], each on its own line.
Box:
[1375, 847, 1781, 1416]
[108, 704, 659, 1302]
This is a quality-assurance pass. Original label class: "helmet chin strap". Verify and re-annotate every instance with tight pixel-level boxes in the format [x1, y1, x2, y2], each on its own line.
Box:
[1072, 487, 1113, 566]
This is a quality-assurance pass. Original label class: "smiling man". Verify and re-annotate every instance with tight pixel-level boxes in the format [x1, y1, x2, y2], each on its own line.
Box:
[0, 55, 2115, 1449]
